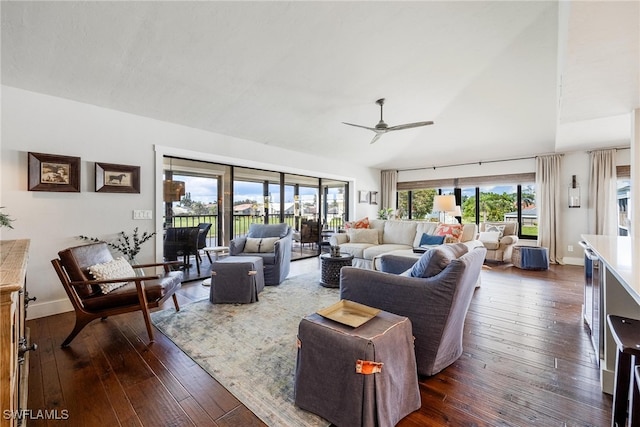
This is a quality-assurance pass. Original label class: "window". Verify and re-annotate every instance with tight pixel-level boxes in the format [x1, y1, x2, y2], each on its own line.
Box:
[459, 187, 475, 224]
[162, 156, 349, 260]
[519, 183, 537, 237]
[162, 157, 224, 246]
[617, 179, 631, 236]
[397, 190, 409, 219]
[322, 180, 348, 230]
[397, 173, 537, 239]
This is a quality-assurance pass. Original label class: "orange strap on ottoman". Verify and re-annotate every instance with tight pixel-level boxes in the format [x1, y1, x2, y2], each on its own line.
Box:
[355, 359, 384, 374]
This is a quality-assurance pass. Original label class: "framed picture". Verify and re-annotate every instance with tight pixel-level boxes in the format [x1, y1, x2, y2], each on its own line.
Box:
[369, 191, 378, 205]
[358, 190, 369, 203]
[95, 162, 140, 193]
[28, 152, 81, 192]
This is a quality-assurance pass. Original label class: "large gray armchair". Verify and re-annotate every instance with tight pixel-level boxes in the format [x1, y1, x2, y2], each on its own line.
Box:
[229, 223, 293, 285]
[339, 244, 486, 376]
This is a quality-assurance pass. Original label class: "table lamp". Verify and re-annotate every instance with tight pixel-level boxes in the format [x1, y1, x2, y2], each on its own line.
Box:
[433, 195, 456, 223]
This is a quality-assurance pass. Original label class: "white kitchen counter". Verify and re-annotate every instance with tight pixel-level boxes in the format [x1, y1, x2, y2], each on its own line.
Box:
[581, 234, 640, 394]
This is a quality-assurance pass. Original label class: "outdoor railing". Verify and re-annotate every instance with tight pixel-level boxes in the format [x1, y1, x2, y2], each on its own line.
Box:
[168, 213, 346, 244]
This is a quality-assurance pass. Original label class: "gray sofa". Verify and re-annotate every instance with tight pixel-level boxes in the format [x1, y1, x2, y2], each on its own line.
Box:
[228, 223, 293, 285]
[339, 244, 487, 376]
[329, 219, 482, 269]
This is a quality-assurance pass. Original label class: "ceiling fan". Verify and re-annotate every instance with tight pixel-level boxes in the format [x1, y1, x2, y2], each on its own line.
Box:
[342, 98, 434, 144]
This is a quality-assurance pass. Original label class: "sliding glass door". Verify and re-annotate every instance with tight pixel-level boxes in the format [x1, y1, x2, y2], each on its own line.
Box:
[162, 156, 349, 260]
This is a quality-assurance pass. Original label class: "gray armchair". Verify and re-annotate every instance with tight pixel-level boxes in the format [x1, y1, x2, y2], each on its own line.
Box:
[339, 245, 486, 376]
[229, 223, 293, 285]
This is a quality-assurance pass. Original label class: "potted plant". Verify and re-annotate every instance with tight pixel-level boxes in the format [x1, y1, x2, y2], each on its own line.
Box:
[0, 207, 15, 229]
[79, 227, 156, 264]
[377, 208, 394, 220]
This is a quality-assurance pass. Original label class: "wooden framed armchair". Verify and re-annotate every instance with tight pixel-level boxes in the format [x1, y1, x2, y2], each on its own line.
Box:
[51, 241, 183, 347]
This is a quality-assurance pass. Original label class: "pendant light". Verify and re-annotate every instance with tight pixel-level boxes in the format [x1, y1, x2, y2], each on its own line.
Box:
[163, 158, 185, 202]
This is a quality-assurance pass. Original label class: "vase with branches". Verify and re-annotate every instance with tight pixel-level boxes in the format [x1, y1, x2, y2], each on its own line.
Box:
[79, 227, 156, 264]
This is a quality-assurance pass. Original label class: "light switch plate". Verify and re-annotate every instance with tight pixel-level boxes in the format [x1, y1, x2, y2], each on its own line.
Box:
[133, 210, 153, 220]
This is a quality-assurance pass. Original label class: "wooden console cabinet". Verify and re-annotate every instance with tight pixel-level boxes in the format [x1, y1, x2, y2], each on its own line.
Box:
[1, 240, 33, 427]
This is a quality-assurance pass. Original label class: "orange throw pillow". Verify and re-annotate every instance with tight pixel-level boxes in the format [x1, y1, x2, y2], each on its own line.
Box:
[434, 223, 463, 243]
[344, 217, 370, 229]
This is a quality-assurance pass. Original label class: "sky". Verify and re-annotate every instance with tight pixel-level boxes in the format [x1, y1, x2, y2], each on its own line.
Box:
[175, 175, 323, 204]
[175, 175, 531, 205]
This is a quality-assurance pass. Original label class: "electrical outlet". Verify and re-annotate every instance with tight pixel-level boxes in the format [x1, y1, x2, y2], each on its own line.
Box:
[568, 245, 574, 252]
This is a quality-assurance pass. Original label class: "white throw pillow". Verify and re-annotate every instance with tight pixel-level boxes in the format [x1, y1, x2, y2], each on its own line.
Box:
[88, 257, 136, 294]
[347, 228, 379, 244]
[245, 237, 279, 253]
[484, 224, 506, 239]
[479, 231, 500, 244]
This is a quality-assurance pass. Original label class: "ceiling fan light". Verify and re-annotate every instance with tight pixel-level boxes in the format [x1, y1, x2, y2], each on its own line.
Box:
[343, 97, 433, 144]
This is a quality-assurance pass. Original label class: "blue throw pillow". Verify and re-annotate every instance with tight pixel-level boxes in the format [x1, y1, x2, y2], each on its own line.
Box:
[419, 233, 445, 246]
[408, 248, 452, 278]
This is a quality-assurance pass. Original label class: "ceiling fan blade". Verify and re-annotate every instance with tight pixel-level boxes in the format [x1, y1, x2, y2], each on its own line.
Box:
[370, 132, 384, 144]
[387, 121, 434, 131]
[342, 122, 377, 131]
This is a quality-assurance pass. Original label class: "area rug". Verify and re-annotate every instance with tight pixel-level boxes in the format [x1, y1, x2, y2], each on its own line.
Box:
[151, 271, 340, 427]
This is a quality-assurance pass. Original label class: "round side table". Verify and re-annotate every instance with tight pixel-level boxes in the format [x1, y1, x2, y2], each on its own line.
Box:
[320, 253, 354, 288]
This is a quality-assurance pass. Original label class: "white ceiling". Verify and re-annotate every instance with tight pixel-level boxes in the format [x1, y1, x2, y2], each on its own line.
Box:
[2, 1, 638, 170]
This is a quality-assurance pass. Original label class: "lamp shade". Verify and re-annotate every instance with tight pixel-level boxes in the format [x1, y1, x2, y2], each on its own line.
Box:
[449, 205, 462, 216]
[163, 180, 185, 202]
[433, 195, 456, 212]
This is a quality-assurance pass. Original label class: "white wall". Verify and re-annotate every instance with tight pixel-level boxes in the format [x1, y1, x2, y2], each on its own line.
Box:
[0, 86, 380, 319]
[398, 148, 631, 265]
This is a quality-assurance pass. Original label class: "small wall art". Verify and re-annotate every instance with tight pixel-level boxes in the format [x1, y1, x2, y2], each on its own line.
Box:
[358, 190, 369, 203]
[95, 162, 140, 193]
[369, 191, 378, 205]
[28, 152, 81, 192]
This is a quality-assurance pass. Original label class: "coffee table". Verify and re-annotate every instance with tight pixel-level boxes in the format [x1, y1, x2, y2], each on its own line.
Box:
[319, 253, 353, 288]
[203, 246, 230, 263]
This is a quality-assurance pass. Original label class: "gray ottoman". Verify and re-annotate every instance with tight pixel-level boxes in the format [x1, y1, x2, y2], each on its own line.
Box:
[295, 310, 421, 427]
[209, 256, 265, 304]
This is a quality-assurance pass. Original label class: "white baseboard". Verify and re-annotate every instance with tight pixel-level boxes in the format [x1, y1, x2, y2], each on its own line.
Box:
[562, 256, 584, 266]
[26, 298, 73, 320]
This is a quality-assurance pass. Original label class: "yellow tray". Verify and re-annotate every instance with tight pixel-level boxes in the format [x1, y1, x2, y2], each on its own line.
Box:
[317, 300, 380, 328]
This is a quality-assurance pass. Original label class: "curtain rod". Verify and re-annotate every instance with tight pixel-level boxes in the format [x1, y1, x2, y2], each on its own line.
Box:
[397, 154, 550, 173]
[586, 146, 630, 154]
[398, 145, 630, 173]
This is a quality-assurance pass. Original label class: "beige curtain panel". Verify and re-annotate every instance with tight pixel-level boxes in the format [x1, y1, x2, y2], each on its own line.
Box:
[381, 170, 397, 212]
[535, 154, 563, 264]
[588, 149, 618, 235]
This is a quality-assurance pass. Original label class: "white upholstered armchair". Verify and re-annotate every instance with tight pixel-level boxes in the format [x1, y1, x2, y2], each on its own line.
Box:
[478, 221, 519, 263]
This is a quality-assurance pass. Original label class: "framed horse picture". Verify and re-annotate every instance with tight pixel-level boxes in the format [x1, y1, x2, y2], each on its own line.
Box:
[95, 162, 140, 193]
[28, 152, 81, 192]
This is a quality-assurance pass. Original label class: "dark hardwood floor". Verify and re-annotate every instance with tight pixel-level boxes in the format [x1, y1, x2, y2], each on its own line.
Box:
[27, 257, 611, 426]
